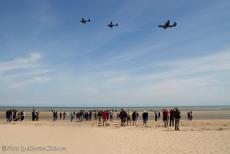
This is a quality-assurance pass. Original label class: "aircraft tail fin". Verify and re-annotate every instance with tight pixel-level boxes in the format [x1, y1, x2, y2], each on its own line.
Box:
[88, 19, 90, 22]
[173, 22, 177, 27]
[116, 23, 118, 26]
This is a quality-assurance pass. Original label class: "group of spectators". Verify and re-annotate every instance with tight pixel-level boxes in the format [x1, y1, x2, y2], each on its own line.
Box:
[116, 108, 181, 130]
[69, 110, 94, 122]
[5, 108, 183, 130]
[5, 109, 25, 122]
[161, 108, 181, 130]
[31, 110, 39, 121]
[52, 110, 66, 121]
[97, 110, 114, 126]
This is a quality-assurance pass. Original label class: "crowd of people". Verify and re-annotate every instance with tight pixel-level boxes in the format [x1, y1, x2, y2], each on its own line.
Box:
[31, 110, 39, 121]
[52, 110, 66, 121]
[115, 108, 181, 130]
[5, 109, 25, 122]
[161, 108, 181, 130]
[5, 108, 184, 130]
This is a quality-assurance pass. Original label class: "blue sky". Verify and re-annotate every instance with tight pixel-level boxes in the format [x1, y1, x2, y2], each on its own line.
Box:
[0, 0, 230, 107]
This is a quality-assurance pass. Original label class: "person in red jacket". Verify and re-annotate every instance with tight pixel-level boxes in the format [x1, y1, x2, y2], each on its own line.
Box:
[163, 109, 168, 127]
[102, 110, 108, 126]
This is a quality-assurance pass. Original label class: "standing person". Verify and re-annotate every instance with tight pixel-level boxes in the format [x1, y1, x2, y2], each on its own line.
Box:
[35, 111, 39, 121]
[6, 110, 10, 122]
[187, 112, 190, 120]
[117, 112, 120, 119]
[109, 110, 113, 122]
[169, 109, 174, 126]
[163, 109, 168, 127]
[158, 111, 161, 120]
[127, 111, 132, 126]
[174, 108, 181, 131]
[120, 109, 127, 127]
[142, 110, 148, 127]
[154, 110, 158, 122]
[132, 111, 139, 126]
[94, 111, 98, 120]
[188, 111, 193, 120]
[32, 110, 36, 121]
[63, 112, 66, 120]
[13, 110, 17, 121]
[167, 110, 170, 126]
[53, 111, 56, 121]
[102, 110, 107, 126]
[187, 111, 193, 120]
[106, 110, 109, 121]
[98, 110, 102, 125]
[59, 112, 62, 120]
[89, 110, 92, 121]
[21, 111, 25, 121]
[70, 112, 74, 122]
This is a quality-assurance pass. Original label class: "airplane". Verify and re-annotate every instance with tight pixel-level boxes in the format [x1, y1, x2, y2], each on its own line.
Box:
[107, 21, 118, 28]
[80, 17, 90, 24]
[158, 20, 177, 29]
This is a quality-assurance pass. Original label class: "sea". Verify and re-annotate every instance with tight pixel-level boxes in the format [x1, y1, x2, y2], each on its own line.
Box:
[0, 106, 230, 120]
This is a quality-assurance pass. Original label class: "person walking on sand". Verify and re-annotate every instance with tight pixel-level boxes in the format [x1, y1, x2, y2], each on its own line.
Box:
[142, 110, 148, 127]
[174, 108, 181, 131]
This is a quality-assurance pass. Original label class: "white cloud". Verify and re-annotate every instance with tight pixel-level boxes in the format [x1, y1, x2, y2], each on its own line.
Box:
[74, 50, 230, 105]
[0, 52, 49, 89]
[11, 76, 49, 89]
[0, 52, 42, 73]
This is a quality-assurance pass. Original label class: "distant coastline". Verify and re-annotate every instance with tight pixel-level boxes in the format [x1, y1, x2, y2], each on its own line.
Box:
[1, 105, 230, 112]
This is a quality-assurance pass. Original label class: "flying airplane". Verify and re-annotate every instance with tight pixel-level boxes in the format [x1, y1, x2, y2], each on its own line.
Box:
[107, 21, 118, 28]
[158, 20, 177, 29]
[80, 17, 90, 24]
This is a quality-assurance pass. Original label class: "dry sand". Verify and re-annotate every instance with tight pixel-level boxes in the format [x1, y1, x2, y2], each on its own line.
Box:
[1, 119, 230, 154]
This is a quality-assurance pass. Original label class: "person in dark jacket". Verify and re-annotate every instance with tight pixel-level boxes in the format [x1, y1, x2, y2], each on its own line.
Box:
[142, 110, 148, 127]
[98, 110, 102, 125]
[173, 108, 181, 131]
[132, 111, 139, 126]
[120, 109, 127, 127]
[162, 109, 168, 127]
[169, 109, 174, 126]
[154, 111, 158, 122]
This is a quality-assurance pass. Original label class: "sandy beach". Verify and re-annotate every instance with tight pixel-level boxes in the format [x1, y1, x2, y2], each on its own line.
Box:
[1, 118, 230, 154]
[1, 0, 230, 153]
